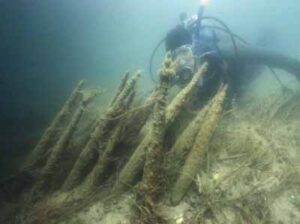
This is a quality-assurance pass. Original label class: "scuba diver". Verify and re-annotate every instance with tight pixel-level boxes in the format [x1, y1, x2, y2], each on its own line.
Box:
[164, 0, 227, 101]
[149, 0, 298, 100]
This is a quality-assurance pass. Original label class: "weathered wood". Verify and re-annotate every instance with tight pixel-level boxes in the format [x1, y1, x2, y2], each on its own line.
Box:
[113, 63, 208, 193]
[111, 72, 130, 105]
[36, 92, 97, 192]
[165, 101, 212, 187]
[171, 84, 228, 205]
[62, 73, 140, 190]
[83, 91, 137, 190]
[136, 59, 172, 224]
[25, 80, 85, 169]
[165, 62, 208, 125]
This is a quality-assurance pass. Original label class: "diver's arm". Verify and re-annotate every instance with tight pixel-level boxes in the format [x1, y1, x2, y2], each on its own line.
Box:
[194, 6, 204, 40]
[197, 4, 205, 27]
[186, 2, 206, 30]
[192, 4, 206, 56]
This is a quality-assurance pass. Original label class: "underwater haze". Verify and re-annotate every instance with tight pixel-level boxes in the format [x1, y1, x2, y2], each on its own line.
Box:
[0, 0, 300, 178]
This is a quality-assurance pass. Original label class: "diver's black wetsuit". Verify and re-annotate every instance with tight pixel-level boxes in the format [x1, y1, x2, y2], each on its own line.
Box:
[165, 25, 192, 52]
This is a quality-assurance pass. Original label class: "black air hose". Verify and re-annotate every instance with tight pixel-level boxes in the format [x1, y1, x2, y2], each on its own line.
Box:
[201, 16, 239, 58]
[149, 37, 166, 83]
[202, 25, 249, 45]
